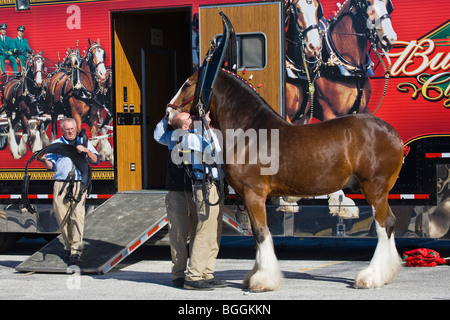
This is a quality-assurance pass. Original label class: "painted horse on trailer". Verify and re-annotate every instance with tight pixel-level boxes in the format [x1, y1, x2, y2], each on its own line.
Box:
[285, 0, 324, 124]
[44, 39, 108, 140]
[315, 0, 396, 120]
[1, 51, 47, 158]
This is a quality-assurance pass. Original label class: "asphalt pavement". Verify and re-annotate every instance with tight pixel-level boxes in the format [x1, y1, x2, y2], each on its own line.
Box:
[1, 236, 450, 307]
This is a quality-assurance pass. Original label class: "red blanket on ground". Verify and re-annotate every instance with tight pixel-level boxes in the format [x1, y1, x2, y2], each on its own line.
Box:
[402, 248, 449, 267]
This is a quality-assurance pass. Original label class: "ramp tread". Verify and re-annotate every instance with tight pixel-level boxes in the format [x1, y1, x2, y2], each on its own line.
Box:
[16, 191, 168, 274]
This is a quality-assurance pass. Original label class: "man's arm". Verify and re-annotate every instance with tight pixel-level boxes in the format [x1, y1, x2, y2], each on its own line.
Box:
[154, 117, 179, 150]
[37, 153, 54, 170]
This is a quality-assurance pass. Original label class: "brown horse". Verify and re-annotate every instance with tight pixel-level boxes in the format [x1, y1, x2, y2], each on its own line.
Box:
[44, 39, 107, 140]
[315, 0, 396, 120]
[1, 51, 46, 158]
[285, 0, 323, 124]
[166, 69, 404, 291]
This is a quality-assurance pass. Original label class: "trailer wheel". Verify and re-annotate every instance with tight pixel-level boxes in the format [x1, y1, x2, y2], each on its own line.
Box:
[0, 233, 18, 253]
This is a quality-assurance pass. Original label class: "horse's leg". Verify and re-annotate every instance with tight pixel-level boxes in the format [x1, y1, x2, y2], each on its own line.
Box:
[89, 107, 100, 137]
[69, 99, 85, 134]
[358, 81, 372, 114]
[286, 82, 301, 124]
[242, 189, 283, 292]
[51, 114, 57, 141]
[6, 117, 27, 159]
[355, 182, 402, 288]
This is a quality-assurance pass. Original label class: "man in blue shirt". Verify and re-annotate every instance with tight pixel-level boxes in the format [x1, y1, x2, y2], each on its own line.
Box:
[154, 112, 225, 290]
[38, 118, 99, 265]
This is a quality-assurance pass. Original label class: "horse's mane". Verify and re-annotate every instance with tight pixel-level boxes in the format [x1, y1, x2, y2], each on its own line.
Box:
[215, 69, 285, 127]
[333, 0, 353, 19]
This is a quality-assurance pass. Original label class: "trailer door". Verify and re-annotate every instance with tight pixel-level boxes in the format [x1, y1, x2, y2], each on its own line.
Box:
[199, 2, 284, 115]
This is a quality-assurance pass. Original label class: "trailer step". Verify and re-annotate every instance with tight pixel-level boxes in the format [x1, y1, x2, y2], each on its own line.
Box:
[15, 190, 168, 274]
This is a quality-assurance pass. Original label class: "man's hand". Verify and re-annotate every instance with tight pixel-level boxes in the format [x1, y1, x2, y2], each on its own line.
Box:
[76, 145, 88, 154]
[38, 153, 53, 170]
[77, 145, 99, 164]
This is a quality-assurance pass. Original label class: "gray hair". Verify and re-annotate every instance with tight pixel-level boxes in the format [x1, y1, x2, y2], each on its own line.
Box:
[60, 117, 77, 131]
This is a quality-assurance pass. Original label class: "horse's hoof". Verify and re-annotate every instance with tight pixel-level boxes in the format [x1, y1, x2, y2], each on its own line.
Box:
[242, 281, 270, 292]
[249, 285, 270, 293]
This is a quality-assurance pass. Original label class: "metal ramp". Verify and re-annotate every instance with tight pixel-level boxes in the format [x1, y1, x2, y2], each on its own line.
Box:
[16, 190, 168, 274]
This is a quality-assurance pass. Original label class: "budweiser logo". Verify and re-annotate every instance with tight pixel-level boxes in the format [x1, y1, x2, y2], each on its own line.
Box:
[388, 22, 450, 108]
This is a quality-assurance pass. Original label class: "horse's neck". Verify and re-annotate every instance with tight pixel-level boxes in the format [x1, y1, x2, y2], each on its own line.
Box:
[212, 71, 288, 131]
[25, 69, 35, 89]
[285, 23, 301, 62]
[331, 14, 367, 65]
[78, 59, 95, 89]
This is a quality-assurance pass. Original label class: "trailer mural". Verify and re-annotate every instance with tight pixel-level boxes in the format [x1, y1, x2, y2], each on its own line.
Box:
[0, 1, 119, 200]
[0, 0, 448, 241]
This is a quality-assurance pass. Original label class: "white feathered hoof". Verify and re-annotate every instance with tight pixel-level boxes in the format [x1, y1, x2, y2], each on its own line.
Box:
[354, 260, 401, 289]
[243, 266, 284, 292]
[243, 235, 284, 292]
[354, 222, 402, 288]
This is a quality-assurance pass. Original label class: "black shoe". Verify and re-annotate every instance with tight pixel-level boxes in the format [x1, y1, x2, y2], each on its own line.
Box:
[63, 250, 71, 261]
[184, 280, 215, 290]
[172, 278, 185, 288]
[68, 254, 81, 265]
[206, 278, 228, 288]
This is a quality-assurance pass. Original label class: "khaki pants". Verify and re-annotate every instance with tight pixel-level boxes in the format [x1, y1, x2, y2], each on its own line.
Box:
[53, 181, 87, 255]
[185, 183, 223, 282]
[165, 191, 197, 280]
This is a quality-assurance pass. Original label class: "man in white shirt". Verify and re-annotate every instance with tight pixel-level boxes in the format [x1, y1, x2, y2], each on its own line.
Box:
[38, 118, 99, 265]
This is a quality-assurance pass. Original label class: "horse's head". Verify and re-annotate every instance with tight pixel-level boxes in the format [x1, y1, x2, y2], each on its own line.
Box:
[32, 50, 45, 87]
[65, 48, 79, 68]
[364, 0, 396, 51]
[295, 0, 324, 59]
[165, 70, 198, 125]
[87, 39, 107, 81]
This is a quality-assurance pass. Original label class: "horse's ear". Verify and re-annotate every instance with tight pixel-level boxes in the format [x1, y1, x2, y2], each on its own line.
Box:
[88, 38, 91, 46]
[97, 38, 101, 46]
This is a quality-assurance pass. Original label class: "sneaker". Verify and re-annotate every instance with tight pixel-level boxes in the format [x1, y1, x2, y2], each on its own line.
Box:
[184, 280, 215, 290]
[172, 278, 185, 288]
[205, 278, 228, 288]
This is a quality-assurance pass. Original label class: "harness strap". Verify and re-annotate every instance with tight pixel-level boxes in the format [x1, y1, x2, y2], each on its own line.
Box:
[371, 46, 391, 114]
[166, 96, 194, 113]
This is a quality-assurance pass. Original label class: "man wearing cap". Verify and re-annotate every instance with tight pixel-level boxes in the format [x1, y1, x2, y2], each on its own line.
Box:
[13, 25, 32, 69]
[0, 23, 18, 75]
